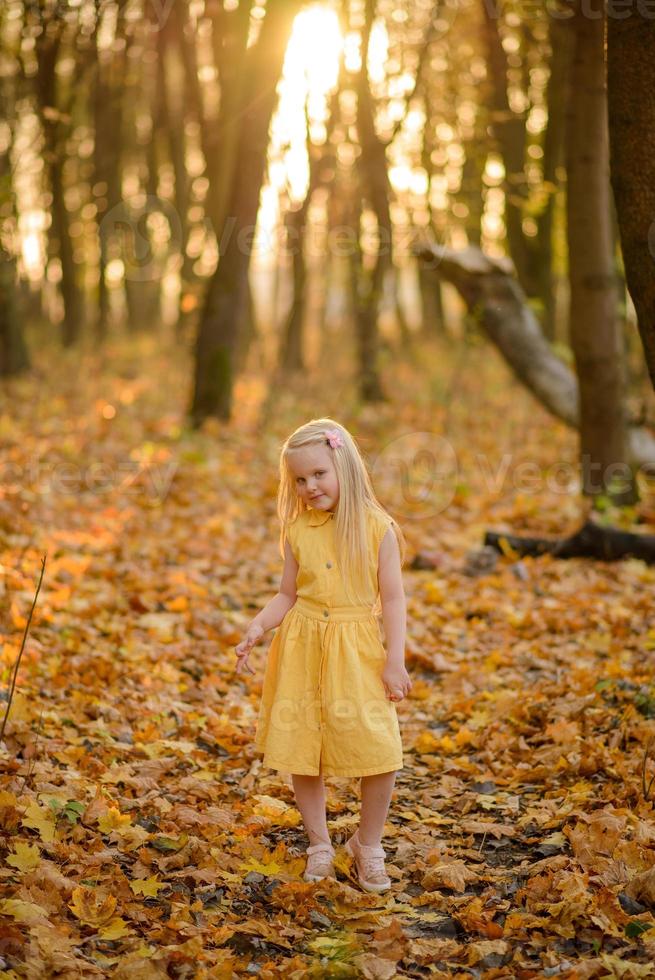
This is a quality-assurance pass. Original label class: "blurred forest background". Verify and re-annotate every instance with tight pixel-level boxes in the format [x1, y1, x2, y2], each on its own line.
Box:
[1, 0, 654, 510]
[5, 3, 655, 974]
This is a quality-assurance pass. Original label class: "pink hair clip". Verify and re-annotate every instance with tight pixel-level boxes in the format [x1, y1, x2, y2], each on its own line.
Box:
[325, 428, 344, 449]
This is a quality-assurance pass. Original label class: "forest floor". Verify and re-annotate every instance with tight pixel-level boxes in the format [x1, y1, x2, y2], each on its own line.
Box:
[2, 331, 655, 978]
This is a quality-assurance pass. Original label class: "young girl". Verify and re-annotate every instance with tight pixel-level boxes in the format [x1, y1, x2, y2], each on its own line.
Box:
[234, 418, 412, 893]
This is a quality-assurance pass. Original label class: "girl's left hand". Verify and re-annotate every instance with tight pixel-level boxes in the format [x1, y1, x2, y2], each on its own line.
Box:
[381, 663, 412, 702]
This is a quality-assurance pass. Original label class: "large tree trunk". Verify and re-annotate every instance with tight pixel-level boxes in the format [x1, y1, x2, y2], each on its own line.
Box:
[566, 2, 636, 504]
[190, 0, 300, 424]
[607, 19, 655, 391]
[414, 244, 655, 474]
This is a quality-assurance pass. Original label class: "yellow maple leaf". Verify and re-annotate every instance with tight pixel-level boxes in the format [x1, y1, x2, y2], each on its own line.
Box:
[497, 536, 520, 561]
[6, 842, 40, 872]
[69, 887, 117, 927]
[252, 796, 301, 826]
[130, 877, 166, 897]
[239, 856, 285, 877]
[454, 727, 475, 747]
[414, 731, 440, 754]
[98, 807, 132, 834]
[21, 800, 56, 843]
[98, 917, 131, 940]
[0, 898, 48, 926]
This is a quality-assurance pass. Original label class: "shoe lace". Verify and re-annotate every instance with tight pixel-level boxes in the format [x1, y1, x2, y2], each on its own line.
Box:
[359, 852, 388, 882]
[353, 837, 389, 882]
[307, 844, 334, 872]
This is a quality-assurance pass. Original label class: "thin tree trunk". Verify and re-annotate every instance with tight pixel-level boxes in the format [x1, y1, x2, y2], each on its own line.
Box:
[418, 262, 445, 339]
[0, 41, 29, 375]
[607, 19, 655, 391]
[535, 18, 572, 341]
[566, 2, 636, 503]
[279, 202, 308, 372]
[350, 0, 388, 402]
[93, 16, 126, 343]
[35, 27, 84, 347]
[480, 2, 536, 297]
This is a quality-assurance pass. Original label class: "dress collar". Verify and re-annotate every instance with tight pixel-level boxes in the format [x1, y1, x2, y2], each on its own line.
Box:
[307, 506, 334, 526]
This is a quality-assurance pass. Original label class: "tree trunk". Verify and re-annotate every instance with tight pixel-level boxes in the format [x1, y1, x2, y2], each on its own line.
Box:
[607, 19, 655, 391]
[35, 27, 84, 347]
[414, 244, 655, 474]
[350, 0, 389, 402]
[279, 202, 308, 372]
[535, 18, 572, 341]
[190, 0, 300, 424]
[480, 2, 536, 297]
[418, 262, 446, 339]
[93, 15, 127, 344]
[566, 2, 636, 504]
[0, 42, 29, 375]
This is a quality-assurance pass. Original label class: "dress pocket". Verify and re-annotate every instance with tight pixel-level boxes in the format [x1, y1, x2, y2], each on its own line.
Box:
[359, 620, 387, 664]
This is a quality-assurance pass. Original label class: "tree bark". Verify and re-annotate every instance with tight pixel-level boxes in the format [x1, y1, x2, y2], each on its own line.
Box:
[0, 37, 29, 376]
[480, 3, 536, 297]
[350, 0, 389, 402]
[35, 25, 84, 347]
[535, 18, 572, 341]
[607, 19, 655, 391]
[565, 1, 636, 503]
[190, 0, 300, 424]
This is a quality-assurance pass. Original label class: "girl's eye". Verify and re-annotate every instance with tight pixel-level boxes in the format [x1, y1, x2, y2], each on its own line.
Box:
[297, 472, 324, 482]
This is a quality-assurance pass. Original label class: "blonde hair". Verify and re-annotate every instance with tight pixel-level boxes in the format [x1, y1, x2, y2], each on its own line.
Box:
[277, 417, 406, 608]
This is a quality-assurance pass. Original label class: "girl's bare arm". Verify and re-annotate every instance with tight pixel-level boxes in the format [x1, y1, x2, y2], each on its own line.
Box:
[378, 528, 407, 667]
[247, 539, 298, 634]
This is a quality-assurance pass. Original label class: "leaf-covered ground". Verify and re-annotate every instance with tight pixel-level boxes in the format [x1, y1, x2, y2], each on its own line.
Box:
[2, 334, 655, 978]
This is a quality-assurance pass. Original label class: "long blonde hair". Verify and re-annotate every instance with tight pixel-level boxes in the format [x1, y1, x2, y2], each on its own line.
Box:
[277, 418, 406, 607]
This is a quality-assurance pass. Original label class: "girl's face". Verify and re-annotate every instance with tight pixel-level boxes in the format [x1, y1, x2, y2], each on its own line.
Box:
[288, 445, 340, 512]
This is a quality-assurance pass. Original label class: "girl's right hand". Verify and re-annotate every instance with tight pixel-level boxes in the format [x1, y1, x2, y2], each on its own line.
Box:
[234, 624, 265, 675]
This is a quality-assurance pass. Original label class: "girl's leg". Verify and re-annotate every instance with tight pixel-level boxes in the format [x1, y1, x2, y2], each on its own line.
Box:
[358, 770, 398, 846]
[291, 771, 331, 847]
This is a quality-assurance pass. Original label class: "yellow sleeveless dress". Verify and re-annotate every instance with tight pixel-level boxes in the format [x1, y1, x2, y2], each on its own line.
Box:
[253, 505, 404, 777]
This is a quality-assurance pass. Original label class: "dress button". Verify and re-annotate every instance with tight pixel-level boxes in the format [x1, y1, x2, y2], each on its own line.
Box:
[326, 561, 332, 568]
[323, 609, 329, 617]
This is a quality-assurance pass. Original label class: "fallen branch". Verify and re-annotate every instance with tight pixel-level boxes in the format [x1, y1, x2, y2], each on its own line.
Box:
[485, 520, 655, 564]
[0, 554, 47, 743]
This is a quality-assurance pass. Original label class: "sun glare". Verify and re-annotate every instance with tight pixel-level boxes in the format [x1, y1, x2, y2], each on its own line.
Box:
[254, 5, 342, 261]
